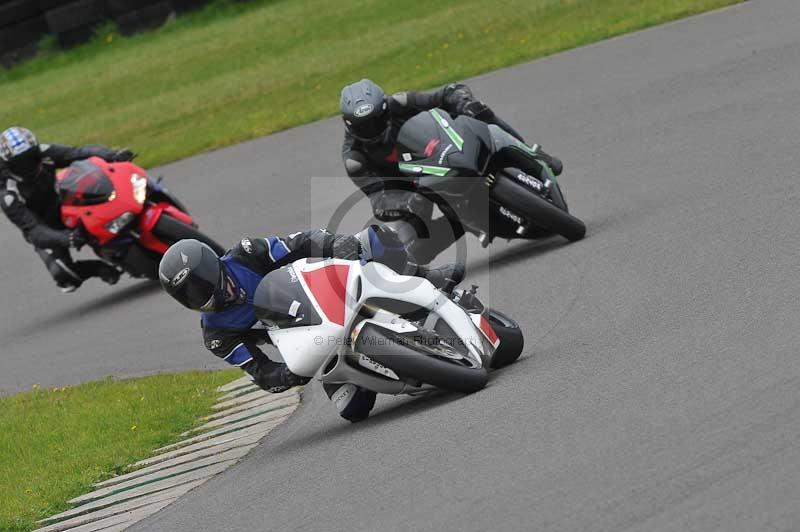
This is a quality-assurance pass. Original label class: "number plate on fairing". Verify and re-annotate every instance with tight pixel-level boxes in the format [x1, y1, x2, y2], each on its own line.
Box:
[357, 354, 399, 380]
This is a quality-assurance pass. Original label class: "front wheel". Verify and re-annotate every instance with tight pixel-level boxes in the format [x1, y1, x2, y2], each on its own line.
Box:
[354, 322, 488, 394]
[491, 176, 586, 241]
[151, 213, 225, 255]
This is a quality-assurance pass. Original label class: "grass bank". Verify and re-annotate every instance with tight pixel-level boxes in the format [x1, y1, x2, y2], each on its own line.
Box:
[0, 370, 240, 531]
[0, 0, 742, 168]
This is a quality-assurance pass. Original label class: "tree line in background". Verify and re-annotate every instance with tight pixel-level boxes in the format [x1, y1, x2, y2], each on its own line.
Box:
[0, 0, 221, 66]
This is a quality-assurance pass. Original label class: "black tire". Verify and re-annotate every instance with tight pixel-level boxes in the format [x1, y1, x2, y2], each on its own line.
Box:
[485, 309, 524, 369]
[355, 322, 488, 394]
[151, 213, 225, 256]
[491, 176, 586, 241]
[45, 0, 105, 34]
[0, 2, 41, 30]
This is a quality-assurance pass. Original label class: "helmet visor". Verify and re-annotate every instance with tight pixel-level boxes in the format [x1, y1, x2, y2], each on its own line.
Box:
[7, 149, 42, 180]
[348, 107, 389, 144]
[171, 247, 223, 310]
[173, 270, 218, 310]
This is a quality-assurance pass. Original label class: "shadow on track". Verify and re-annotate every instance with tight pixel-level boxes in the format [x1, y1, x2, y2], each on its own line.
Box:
[468, 236, 571, 276]
[267, 386, 469, 456]
[6, 280, 161, 341]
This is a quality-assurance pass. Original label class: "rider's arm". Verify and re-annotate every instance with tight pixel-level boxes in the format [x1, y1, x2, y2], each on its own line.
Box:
[1, 182, 71, 248]
[343, 133, 384, 198]
[229, 230, 362, 275]
[387, 83, 474, 118]
[203, 327, 307, 392]
[42, 144, 124, 166]
[392, 84, 525, 141]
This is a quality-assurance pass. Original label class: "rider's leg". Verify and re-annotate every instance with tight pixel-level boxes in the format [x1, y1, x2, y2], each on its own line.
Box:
[358, 221, 465, 293]
[488, 124, 563, 178]
[406, 214, 466, 266]
[37, 247, 83, 291]
[37, 247, 121, 291]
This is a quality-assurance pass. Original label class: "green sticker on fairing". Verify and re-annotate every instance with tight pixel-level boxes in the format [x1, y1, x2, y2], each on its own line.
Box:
[430, 109, 464, 151]
[399, 162, 451, 177]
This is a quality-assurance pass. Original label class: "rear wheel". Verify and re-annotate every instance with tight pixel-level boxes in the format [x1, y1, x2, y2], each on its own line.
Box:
[354, 322, 488, 394]
[485, 309, 524, 369]
[491, 176, 586, 241]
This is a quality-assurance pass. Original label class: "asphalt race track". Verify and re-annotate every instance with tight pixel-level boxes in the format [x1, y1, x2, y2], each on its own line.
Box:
[3, 0, 800, 530]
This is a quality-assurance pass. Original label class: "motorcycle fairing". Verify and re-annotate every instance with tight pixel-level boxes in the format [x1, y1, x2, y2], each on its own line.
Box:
[261, 259, 491, 383]
[470, 312, 500, 348]
[301, 264, 350, 326]
[395, 110, 493, 177]
[136, 203, 194, 254]
[58, 158, 146, 244]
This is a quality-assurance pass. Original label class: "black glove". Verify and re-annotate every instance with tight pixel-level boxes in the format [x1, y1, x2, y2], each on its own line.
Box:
[68, 229, 87, 250]
[112, 149, 136, 162]
[443, 83, 475, 113]
[461, 100, 494, 121]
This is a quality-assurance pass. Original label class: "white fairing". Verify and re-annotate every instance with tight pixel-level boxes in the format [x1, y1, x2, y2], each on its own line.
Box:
[267, 259, 489, 382]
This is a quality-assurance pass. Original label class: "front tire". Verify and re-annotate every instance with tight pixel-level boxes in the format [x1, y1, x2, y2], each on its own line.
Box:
[491, 176, 586, 241]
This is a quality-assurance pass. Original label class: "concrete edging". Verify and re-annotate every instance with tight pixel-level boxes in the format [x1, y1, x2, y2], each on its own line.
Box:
[34, 376, 301, 532]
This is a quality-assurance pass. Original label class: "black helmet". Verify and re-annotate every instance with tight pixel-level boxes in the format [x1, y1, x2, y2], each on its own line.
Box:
[159, 239, 238, 312]
[0, 127, 43, 181]
[340, 79, 390, 144]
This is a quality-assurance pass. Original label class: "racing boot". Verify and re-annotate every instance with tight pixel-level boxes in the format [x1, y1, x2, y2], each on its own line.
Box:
[324, 383, 377, 423]
[97, 264, 121, 285]
[59, 282, 81, 293]
[415, 262, 465, 294]
[536, 147, 563, 176]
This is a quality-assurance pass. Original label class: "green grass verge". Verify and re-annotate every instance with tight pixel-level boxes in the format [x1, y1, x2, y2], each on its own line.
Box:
[0, 0, 742, 168]
[0, 370, 241, 532]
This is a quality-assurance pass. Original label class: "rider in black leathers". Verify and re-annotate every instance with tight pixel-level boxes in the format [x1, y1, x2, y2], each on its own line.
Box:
[340, 79, 563, 264]
[0, 127, 135, 291]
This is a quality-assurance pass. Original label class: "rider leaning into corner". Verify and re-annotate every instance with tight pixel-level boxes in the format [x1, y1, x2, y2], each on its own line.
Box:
[158, 225, 465, 422]
[0, 127, 136, 292]
[340, 79, 563, 264]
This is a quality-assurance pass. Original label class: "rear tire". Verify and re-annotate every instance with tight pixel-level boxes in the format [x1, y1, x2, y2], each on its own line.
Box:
[491, 176, 585, 241]
[151, 213, 225, 255]
[355, 323, 488, 394]
[485, 309, 524, 369]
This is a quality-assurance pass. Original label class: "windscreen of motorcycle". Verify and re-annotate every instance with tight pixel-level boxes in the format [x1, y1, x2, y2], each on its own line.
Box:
[57, 160, 115, 206]
[254, 266, 322, 329]
[395, 110, 491, 177]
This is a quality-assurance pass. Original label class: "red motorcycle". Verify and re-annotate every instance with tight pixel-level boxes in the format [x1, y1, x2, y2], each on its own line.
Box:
[57, 156, 224, 279]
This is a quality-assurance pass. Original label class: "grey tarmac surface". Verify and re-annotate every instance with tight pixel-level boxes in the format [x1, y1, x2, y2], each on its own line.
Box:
[3, 0, 800, 529]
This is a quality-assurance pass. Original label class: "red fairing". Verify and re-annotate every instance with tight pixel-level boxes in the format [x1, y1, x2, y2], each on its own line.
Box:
[58, 157, 147, 245]
[58, 156, 194, 254]
[302, 265, 351, 326]
[137, 203, 194, 254]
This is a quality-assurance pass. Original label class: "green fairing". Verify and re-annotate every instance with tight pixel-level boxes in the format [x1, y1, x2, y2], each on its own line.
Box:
[430, 109, 464, 151]
[399, 163, 451, 177]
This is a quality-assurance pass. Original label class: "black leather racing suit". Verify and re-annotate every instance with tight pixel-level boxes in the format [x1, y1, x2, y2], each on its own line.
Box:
[342, 83, 525, 264]
[0, 144, 121, 288]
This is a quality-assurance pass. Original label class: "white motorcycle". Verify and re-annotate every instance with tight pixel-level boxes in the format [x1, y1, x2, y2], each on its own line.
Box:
[253, 258, 523, 420]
